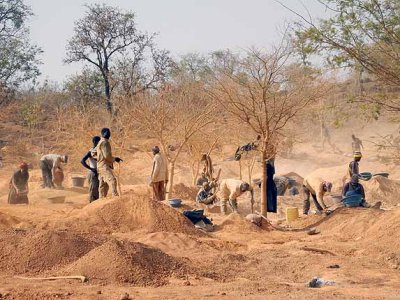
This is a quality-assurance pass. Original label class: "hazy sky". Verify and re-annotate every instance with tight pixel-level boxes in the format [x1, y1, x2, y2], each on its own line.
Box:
[25, 0, 327, 84]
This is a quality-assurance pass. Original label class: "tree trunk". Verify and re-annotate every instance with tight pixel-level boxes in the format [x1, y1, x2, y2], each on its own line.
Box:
[192, 160, 201, 186]
[102, 71, 112, 114]
[247, 163, 251, 184]
[166, 161, 175, 200]
[260, 150, 267, 217]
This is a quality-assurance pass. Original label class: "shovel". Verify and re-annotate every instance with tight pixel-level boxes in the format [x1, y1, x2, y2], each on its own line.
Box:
[116, 162, 122, 196]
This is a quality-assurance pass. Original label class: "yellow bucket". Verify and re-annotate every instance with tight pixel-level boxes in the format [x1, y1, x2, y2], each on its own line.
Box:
[286, 207, 299, 222]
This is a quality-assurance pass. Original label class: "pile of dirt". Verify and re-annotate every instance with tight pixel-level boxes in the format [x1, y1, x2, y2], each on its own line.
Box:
[281, 172, 304, 188]
[173, 183, 198, 201]
[317, 208, 400, 265]
[62, 239, 190, 286]
[0, 212, 21, 228]
[0, 230, 103, 274]
[363, 176, 400, 207]
[53, 193, 199, 235]
[217, 213, 261, 233]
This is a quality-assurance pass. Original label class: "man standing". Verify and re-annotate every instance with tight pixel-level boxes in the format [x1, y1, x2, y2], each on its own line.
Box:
[39, 154, 68, 188]
[95, 128, 122, 198]
[150, 146, 168, 201]
[349, 151, 362, 178]
[219, 178, 254, 215]
[81, 136, 101, 202]
[8, 162, 29, 204]
[351, 134, 364, 153]
[303, 175, 332, 215]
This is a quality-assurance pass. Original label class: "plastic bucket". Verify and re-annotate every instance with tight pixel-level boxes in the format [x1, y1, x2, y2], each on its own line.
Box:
[71, 176, 85, 187]
[286, 207, 299, 222]
[169, 198, 182, 208]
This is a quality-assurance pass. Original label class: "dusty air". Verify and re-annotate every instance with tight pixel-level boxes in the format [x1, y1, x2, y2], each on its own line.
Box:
[1, 0, 400, 299]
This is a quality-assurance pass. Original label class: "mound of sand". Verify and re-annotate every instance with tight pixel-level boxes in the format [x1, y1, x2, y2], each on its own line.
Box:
[363, 176, 400, 207]
[217, 213, 261, 233]
[62, 239, 189, 286]
[173, 183, 198, 201]
[0, 212, 21, 228]
[0, 230, 103, 274]
[53, 193, 198, 235]
[318, 208, 400, 263]
[281, 172, 304, 187]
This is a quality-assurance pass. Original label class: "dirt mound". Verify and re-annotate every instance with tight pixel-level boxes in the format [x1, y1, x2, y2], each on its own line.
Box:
[54, 193, 198, 235]
[0, 230, 103, 274]
[173, 183, 198, 201]
[217, 213, 261, 233]
[62, 239, 190, 286]
[318, 208, 400, 263]
[281, 172, 304, 187]
[363, 176, 400, 207]
[0, 212, 21, 228]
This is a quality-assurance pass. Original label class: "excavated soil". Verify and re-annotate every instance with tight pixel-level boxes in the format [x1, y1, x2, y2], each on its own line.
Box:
[61, 239, 191, 286]
[172, 183, 198, 201]
[52, 194, 199, 235]
[0, 212, 21, 228]
[363, 176, 400, 208]
[0, 230, 104, 275]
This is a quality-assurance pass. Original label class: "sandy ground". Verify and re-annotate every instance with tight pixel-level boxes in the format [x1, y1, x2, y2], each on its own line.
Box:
[0, 121, 400, 299]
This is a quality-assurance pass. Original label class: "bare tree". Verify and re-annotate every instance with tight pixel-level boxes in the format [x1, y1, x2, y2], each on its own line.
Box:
[112, 48, 173, 98]
[65, 3, 170, 114]
[209, 42, 326, 216]
[128, 82, 216, 198]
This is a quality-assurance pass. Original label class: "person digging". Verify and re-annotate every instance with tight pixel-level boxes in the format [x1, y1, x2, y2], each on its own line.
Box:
[219, 179, 254, 214]
[196, 181, 218, 205]
[39, 154, 68, 188]
[302, 175, 332, 215]
[8, 162, 29, 204]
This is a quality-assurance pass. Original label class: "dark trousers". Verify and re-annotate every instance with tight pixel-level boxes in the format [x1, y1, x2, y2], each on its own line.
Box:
[303, 185, 323, 214]
[39, 160, 54, 188]
[152, 181, 166, 201]
[87, 171, 99, 202]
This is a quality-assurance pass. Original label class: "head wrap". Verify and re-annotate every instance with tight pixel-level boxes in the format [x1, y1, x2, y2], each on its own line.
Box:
[152, 146, 160, 154]
[19, 161, 28, 169]
[240, 182, 250, 192]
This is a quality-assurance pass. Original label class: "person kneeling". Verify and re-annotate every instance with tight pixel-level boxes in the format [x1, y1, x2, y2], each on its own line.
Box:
[196, 182, 217, 205]
[342, 175, 370, 208]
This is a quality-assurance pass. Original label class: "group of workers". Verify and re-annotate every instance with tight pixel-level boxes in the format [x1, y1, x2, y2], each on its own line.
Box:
[194, 134, 371, 216]
[7, 128, 122, 204]
[7, 131, 372, 218]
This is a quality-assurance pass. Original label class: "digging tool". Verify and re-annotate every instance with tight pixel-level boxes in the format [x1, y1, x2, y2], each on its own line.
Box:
[215, 168, 222, 182]
[15, 275, 87, 283]
[116, 162, 122, 196]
